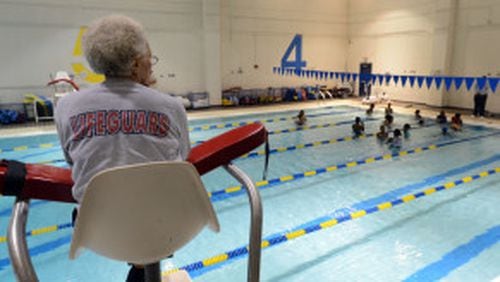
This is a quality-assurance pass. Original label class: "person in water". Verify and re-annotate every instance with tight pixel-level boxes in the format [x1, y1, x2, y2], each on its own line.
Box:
[387, 129, 402, 149]
[295, 110, 307, 126]
[352, 116, 365, 137]
[436, 111, 448, 135]
[366, 103, 375, 115]
[376, 125, 388, 140]
[385, 102, 393, 115]
[403, 123, 411, 138]
[451, 113, 463, 131]
[415, 109, 424, 126]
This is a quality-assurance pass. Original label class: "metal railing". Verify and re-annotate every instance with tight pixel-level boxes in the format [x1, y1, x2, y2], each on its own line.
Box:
[7, 164, 262, 282]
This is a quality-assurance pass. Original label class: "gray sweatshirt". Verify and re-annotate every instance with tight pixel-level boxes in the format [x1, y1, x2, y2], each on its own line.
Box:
[55, 78, 190, 203]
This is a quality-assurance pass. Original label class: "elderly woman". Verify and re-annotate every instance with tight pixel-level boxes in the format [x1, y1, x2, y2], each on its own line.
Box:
[54, 15, 190, 282]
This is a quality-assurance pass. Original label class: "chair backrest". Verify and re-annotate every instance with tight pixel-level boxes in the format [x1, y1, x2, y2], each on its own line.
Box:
[69, 161, 220, 265]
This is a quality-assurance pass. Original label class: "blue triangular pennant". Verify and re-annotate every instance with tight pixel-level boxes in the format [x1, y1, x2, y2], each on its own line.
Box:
[393, 75, 399, 85]
[400, 76, 408, 87]
[385, 74, 392, 84]
[346, 73, 351, 81]
[273, 67, 277, 74]
[444, 77, 453, 91]
[435, 77, 443, 89]
[409, 76, 416, 88]
[340, 73, 346, 82]
[488, 77, 499, 93]
[454, 77, 464, 89]
[329, 72, 334, 79]
[417, 76, 425, 88]
[352, 74, 358, 81]
[425, 76, 433, 89]
[319, 71, 324, 80]
[335, 72, 339, 79]
[465, 77, 475, 91]
[371, 75, 377, 84]
[477, 77, 487, 90]
[378, 74, 384, 85]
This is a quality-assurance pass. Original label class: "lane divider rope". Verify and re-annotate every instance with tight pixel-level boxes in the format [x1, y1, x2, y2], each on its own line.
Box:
[1, 131, 498, 243]
[163, 167, 500, 277]
[188, 109, 356, 132]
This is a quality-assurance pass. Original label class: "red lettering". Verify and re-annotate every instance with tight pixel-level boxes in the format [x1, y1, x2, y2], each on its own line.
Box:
[147, 112, 158, 136]
[95, 111, 106, 136]
[107, 111, 120, 135]
[158, 114, 169, 137]
[135, 111, 147, 134]
[71, 114, 85, 141]
[122, 110, 135, 134]
[85, 112, 96, 138]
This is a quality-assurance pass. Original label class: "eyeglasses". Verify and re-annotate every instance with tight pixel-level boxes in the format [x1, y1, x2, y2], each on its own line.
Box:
[150, 55, 159, 66]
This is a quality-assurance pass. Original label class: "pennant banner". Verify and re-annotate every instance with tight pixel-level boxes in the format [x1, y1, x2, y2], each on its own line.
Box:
[346, 73, 351, 81]
[409, 76, 416, 88]
[444, 77, 453, 91]
[488, 77, 499, 93]
[454, 77, 464, 90]
[385, 74, 392, 85]
[378, 74, 384, 85]
[425, 76, 433, 89]
[340, 73, 346, 82]
[393, 75, 400, 85]
[329, 72, 334, 79]
[417, 76, 425, 88]
[465, 77, 475, 91]
[435, 77, 443, 90]
[401, 76, 408, 87]
[352, 74, 358, 81]
[477, 77, 487, 90]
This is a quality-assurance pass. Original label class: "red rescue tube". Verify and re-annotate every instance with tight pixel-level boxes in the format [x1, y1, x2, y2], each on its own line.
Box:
[0, 123, 267, 203]
[187, 122, 267, 175]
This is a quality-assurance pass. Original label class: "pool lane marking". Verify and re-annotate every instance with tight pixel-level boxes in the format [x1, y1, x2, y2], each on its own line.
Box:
[188, 109, 356, 132]
[238, 121, 435, 160]
[208, 131, 500, 202]
[0, 165, 497, 271]
[162, 167, 500, 278]
[1, 132, 498, 243]
[0, 113, 370, 156]
[404, 224, 500, 282]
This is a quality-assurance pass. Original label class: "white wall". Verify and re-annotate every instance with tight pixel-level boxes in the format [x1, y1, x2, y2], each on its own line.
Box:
[347, 0, 500, 113]
[221, 0, 348, 90]
[0, 0, 208, 103]
[1, 0, 498, 110]
[447, 0, 500, 113]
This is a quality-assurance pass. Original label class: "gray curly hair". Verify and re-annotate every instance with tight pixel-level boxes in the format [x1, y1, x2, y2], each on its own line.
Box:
[83, 15, 149, 77]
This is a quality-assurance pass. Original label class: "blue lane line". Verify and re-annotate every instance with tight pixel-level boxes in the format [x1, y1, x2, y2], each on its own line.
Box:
[404, 225, 500, 282]
[351, 154, 500, 210]
[0, 154, 498, 273]
[0, 200, 49, 217]
[0, 234, 72, 271]
[0, 133, 498, 270]
[283, 154, 500, 235]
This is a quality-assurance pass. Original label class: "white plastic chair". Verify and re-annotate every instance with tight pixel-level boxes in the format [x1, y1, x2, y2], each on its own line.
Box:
[69, 161, 220, 280]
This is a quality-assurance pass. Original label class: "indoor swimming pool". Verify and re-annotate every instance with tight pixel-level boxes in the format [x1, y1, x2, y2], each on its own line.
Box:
[1, 104, 499, 281]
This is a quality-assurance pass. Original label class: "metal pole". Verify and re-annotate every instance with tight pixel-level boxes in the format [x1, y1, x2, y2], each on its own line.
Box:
[7, 198, 38, 282]
[224, 163, 262, 282]
[144, 262, 161, 282]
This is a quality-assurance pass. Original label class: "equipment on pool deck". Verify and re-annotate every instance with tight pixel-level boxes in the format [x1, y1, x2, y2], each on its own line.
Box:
[0, 122, 267, 282]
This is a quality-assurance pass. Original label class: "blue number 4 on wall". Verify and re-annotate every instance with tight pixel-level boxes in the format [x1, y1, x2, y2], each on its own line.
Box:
[281, 34, 307, 72]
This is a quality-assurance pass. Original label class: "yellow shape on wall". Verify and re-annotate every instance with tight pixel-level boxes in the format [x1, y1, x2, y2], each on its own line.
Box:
[71, 26, 105, 84]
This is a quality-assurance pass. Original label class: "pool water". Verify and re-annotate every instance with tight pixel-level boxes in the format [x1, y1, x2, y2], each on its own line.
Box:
[1, 105, 499, 282]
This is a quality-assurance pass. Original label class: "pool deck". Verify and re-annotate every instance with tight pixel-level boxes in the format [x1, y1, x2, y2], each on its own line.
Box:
[0, 98, 499, 137]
